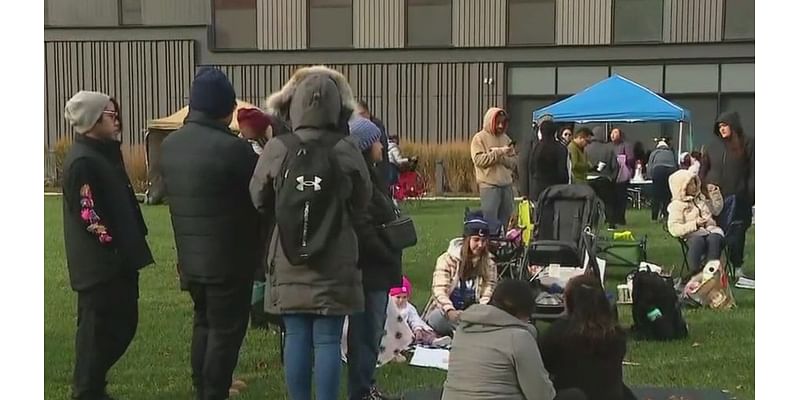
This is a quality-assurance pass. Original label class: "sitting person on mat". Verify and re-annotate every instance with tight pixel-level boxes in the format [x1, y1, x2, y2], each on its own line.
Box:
[538, 275, 635, 400]
[421, 211, 498, 337]
[443, 279, 587, 400]
[666, 169, 725, 284]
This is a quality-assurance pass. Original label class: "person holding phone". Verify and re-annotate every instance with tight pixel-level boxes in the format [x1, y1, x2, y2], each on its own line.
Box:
[471, 107, 517, 227]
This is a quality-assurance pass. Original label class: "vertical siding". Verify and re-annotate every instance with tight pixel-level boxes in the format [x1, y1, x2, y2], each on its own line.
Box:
[47, 0, 119, 26]
[141, 0, 210, 25]
[353, 0, 404, 48]
[202, 63, 505, 144]
[663, 0, 723, 42]
[257, 0, 307, 50]
[44, 41, 195, 152]
[555, 0, 611, 45]
[452, 0, 506, 47]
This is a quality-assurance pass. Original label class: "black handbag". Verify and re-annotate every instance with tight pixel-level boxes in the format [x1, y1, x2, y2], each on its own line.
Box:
[377, 211, 418, 250]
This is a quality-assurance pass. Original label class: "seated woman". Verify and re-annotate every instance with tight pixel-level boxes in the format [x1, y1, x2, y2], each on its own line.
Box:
[666, 169, 725, 283]
[421, 211, 498, 337]
[443, 280, 586, 400]
[538, 275, 635, 400]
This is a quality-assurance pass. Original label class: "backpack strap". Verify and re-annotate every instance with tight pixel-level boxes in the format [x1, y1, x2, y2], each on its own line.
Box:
[275, 133, 303, 189]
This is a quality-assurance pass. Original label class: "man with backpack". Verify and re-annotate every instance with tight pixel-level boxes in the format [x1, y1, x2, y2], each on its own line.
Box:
[249, 65, 372, 400]
[160, 68, 261, 400]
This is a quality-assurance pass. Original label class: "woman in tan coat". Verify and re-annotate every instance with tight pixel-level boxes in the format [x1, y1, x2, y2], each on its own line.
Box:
[667, 169, 725, 283]
[422, 211, 498, 336]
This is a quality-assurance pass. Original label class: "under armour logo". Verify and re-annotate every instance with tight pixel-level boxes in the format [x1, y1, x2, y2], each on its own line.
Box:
[296, 176, 322, 191]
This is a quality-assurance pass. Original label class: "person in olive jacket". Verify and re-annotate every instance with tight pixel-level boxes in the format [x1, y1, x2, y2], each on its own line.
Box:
[160, 68, 261, 400]
[62, 90, 154, 400]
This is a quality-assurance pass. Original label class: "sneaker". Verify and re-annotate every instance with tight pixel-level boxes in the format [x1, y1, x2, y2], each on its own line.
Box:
[432, 336, 452, 348]
[368, 386, 401, 400]
[735, 277, 755, 290]
[231, 379, 247, 391]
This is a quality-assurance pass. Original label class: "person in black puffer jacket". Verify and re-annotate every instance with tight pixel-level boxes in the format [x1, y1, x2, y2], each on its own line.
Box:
[529, 120, 570, 203]
[346, 117, 403, 400]
[62, 91, 154, 400]
[160, 67, 261, 400]
[700, 111, 755, 289]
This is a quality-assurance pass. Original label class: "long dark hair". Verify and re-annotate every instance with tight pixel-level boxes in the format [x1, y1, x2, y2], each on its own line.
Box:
[564, 275, 624, 351]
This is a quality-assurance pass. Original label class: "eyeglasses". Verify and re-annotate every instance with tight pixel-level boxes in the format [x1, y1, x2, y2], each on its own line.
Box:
[102, 110, 119, 119]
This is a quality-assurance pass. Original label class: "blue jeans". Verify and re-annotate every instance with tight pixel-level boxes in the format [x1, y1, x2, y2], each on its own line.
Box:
[282, 314, 345, 400]
[347, 290, 389, 400]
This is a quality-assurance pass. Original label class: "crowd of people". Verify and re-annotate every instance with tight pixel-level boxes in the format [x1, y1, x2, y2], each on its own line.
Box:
[58, 65, 754, 400]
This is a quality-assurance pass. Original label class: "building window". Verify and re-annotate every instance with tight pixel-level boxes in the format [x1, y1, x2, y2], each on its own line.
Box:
[611, 65, 664, 92]
[508, 0, 555, 45]
[613, 0, 663, 43]
[724, 0, 754, 40]
[508, 67, 556, 95]
[556, 66, 608, 95]
[214, 0, 257, 49]
[721, 63, 754, 93]
[664, 64, 718, 93]
[407, 0, 452, 47]
[309, 0, 353, 48]
[120, 0, 142, 25]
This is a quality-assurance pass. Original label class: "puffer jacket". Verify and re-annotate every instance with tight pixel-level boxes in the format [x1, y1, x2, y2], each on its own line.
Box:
[442, 304, 555, 400]
[700, 111, 755, 205]
[249, 66, 372, 316]
[421, 238, 497, 318]
[667, 170, 725, 239]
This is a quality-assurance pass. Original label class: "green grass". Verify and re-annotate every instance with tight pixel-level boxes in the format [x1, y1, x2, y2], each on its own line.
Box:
[44, 197, 755, 400]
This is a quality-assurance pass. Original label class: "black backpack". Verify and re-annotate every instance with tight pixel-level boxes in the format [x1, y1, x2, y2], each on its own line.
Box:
[274, 133, 345, 266]
[630, 268, 688, 341]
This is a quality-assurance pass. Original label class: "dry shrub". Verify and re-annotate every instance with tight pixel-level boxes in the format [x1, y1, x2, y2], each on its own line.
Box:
[401, 141, 477, 195]
[49, 136, 73, 186]
[123, 144, 148, 193]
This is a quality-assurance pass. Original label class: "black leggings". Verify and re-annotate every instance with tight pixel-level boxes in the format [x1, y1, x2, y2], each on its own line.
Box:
[650, 166, 675, 221]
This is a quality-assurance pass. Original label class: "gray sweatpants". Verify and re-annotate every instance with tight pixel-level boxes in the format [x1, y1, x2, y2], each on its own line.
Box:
[479, 184, 515, 226]
[425, 308, 458, 337]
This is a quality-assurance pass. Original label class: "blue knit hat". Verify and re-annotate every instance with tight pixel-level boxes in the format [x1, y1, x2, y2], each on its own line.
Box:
[349, 117, 382, 152]
[189, 67, 237, 119]
[464, 210, 492, 237]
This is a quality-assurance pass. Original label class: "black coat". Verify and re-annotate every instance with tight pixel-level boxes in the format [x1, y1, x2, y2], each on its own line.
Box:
[700, 111, 755, 206]
[529, 139, 570, 202]
[353, 160, 402, 292]
[160, 111, 261, 284]
[539, 318, 633, 400]
[62, 135, 153, 291]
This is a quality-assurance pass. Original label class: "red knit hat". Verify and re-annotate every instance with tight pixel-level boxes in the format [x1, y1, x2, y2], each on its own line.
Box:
[237, 107, 270, 132]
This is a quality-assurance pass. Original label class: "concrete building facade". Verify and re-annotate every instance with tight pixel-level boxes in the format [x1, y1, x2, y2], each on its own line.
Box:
[44, 0, 754, 152]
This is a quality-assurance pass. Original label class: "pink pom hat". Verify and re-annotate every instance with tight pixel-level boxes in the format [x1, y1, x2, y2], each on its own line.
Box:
[389, 276, 412, 297]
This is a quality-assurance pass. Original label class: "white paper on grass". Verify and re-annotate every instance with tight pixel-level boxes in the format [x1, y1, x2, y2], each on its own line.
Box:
[409, 346, 450, 371]
[538, 256, 606, 287]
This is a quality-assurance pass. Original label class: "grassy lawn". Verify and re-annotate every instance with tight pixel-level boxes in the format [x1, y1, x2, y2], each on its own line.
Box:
[44, 197, 755, 400]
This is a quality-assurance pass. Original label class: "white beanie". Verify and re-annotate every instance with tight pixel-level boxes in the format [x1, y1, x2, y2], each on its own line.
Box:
[656, 140, 668, 149]
[64, 91, 111, 134]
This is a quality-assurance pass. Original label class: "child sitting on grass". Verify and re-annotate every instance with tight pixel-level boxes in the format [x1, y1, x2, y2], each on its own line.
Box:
[389, 276, 437, 345]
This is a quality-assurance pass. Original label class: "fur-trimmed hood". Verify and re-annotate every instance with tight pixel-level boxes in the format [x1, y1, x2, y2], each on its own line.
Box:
[265, 65, 356, 131]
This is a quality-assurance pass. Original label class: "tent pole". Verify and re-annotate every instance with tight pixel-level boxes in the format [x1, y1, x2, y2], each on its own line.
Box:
[678, 122, 684, 153]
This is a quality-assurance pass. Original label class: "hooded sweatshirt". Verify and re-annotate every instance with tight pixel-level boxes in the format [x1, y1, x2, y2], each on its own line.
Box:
[647, 146, 677, 173]
[421, 238, 497, 318]
[585, 139, 620, 182]
[442, 304, 556, 400]
[667, 170, 725, 239]
[700, 111, 755, 205]
[471, 108, 517, 187]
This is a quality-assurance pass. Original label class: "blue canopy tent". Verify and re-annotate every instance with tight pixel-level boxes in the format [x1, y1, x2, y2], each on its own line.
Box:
[533, 74, 692, 151]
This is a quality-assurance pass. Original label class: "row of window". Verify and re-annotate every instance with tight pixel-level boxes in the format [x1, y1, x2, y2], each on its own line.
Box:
[213, 0, 754, 49]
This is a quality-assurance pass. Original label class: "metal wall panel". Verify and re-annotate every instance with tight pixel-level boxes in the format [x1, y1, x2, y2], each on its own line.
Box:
[353, 0, 404, 48]
[47, 0, 119, 26]
[205, 63, 505, 143]
[141, 0, 210, 25]
[257, 0, 307, 50]
[44, 40, 195, 151]
[452, 0, 506, 47]
[663, 0, 723, 43]
[556, 0, 611, 45]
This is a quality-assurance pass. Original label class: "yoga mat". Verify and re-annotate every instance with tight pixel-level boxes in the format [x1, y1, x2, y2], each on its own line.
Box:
[402, 386, 734, 400]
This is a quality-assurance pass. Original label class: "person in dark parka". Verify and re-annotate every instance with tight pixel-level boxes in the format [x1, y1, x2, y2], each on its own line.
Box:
[160, 67, 261, 400]
[528, 120, 570, 203]
[700, 111, 755, 289]
[585, 127, 619, 228]
[62, 90, 154, 400]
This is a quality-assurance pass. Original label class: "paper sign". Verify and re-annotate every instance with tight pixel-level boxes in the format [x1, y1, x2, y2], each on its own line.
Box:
[409, 346, 450, 370]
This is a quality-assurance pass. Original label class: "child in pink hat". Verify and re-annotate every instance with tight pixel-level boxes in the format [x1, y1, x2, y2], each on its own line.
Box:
[389, 276, 436, 345]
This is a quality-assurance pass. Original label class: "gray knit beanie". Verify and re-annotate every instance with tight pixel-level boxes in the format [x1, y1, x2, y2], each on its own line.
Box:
[64, 91, 111, 134]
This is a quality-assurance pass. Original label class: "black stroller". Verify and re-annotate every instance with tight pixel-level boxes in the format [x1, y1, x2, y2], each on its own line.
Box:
[526, 184, 605, 320]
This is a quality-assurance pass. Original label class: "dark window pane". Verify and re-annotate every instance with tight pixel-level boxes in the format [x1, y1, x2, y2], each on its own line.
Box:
[507, 96, 562, 141]
[724, 0, 754, 40]
[214, 0, 257, 49]
[614, 0, 663, 43]
[407, 0, 452, 47]
[121, 0, 142, 25]
[309, 0, 353, 48]
[663, 96, 718, 150]
[508, 0, 555, 45]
